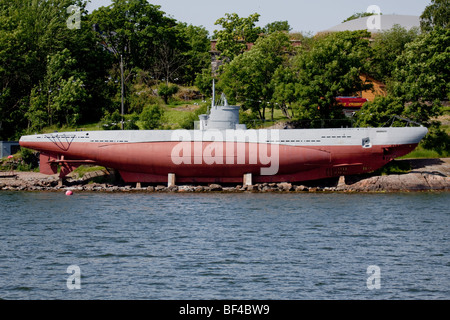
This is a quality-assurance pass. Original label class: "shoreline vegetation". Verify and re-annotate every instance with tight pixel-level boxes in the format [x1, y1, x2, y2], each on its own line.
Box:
[1, 158, 449, 193]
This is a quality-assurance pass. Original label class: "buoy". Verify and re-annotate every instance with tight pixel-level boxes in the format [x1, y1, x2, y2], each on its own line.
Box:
[65, 190, 73, 196]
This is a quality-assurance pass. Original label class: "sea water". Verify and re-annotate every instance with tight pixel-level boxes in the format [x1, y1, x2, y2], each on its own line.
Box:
[0, 191, 448, 300]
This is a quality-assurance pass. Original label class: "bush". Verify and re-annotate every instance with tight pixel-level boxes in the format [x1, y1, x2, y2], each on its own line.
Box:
[101, 110, 139, 130]
[158, 83, 179, 104]
[139, 105, 164, 130]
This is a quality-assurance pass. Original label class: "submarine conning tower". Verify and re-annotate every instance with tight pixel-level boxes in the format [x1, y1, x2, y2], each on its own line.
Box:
[198, 93, 247, 130]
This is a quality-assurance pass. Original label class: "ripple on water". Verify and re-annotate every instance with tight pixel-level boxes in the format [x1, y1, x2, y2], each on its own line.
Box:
[0, 192, 449, 300]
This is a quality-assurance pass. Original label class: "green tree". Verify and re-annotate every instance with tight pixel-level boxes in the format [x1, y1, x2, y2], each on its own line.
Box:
[195, 66, 215, 97]
[354, 96, 405, 127]
[264, 21, 291, 34]
[90, 0, 178, 73]
[0, 0, 110, 138]
[213, 13, 262, 61]
[175, 23, 211, 85]
[25, 48, 88, 129]
[390, 27, 449, 152]
[357, 28, 450, 155]
[139, 104, 164, 129]
[420, 0, 449, 32]
[369, 24, 420, 82]
[158, 83, 179, 104]
[292, 31, 373, 125]
[390, 28, 449, 123]
[271, 65, 298, 120]
[219, 32, 292, 120]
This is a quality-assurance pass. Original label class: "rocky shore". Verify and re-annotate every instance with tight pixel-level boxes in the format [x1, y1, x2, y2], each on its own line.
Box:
[1, 158, 449, 193]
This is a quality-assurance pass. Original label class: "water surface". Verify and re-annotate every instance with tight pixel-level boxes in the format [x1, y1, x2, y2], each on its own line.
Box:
[0, 191, 448, 300]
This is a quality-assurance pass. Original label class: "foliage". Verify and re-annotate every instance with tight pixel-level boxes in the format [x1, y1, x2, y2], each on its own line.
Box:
[158, 83, 179, 104]
[218, 32, 293, 120]
[0, 0, 112, 139]
[270, 65, 298, 119]
[139, 105, 164, 130]
[195, 66, 215, 97]
[291, 31, 373, 124]
[357, 27, 449, 155]
[129, 83, 162, 114]
[90, 0, 178, 72]
[101, 110, 138, 130]
[420, 0, 449, 32]
[390, 28, 449, 123]
[19, 147, 39, 170]
[369, 25, 420, 82]
[354, 96, 405, 127]
[25, 48, 88, 130]
[421, 121, 450, 156]
[213, 13, 262, 61]
[178, 103, 208, 130]
[342, 12, 378, 23]
[264, 21, 291, 34]
[175, 23, 211, 85]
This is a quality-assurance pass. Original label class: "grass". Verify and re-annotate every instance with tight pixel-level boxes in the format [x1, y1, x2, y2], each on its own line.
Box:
[162, 107, 196, 129]
[70, 165, 107, 179]
[400, 145, 449, 159]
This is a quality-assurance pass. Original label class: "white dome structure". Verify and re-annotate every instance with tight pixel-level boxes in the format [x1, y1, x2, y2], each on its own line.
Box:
[323, 15, 420, 33]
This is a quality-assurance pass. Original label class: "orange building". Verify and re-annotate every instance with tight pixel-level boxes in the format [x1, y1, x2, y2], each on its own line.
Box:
[359, 74, 387, 101]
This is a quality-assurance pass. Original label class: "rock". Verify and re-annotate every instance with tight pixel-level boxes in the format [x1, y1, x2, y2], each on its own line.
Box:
[295, 185, 309, 192]
[222, 187, 237, 192]
[146, 186, 155, 192]
[244, 185, 257, 191]
[262, 185, 275, 192]
[194, 186, 204, 192]
[398, 173, 429, 191]
[178, 186, 194, 192]
[422, 173, 449, 190]
[209, 184, 222, 191]
[155, 185, 166, 192]
[277, 182, 293, 192]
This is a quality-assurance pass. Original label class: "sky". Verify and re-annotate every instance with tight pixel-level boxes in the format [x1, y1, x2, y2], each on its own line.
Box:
[85, 0, 431, 35]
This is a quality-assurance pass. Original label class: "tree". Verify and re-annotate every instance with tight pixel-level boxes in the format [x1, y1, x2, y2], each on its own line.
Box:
[0, 0, 103, 139]
[219, 32, 292, 120]
[420, 0, 449, 32]
[24, 48, 88, 129]
[390, 28, 449, 123]
[90, 0, 178, 72]
[139, 105, 164, 129]
[175, 23, 211, 85]
[213, 13, 262, 61]
[264, 21, 291, 34]
[356, 28, 450, 155]
[369, 24, 420, 82]
[158, 83, 179, 104]
[354, 96, 405, 128]
[195, 66, 215, 97]
[291, 31, 373, 125]
[271, 65, 298, 120]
